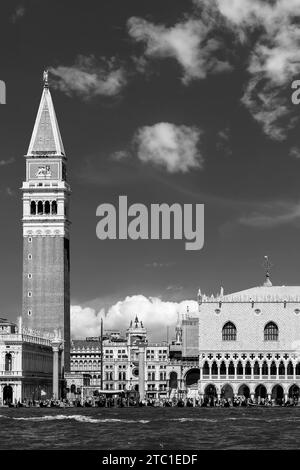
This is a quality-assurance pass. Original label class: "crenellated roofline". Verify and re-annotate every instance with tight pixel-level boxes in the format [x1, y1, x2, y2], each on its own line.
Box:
[198, 286, 300, 304]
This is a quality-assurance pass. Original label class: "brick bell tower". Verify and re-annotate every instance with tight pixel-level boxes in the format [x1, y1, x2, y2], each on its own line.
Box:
[22, 71, 70, 372]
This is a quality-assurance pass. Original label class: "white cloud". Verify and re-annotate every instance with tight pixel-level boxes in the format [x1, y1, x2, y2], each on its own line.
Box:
[289, 147, 300, 159]
[238, 200, 300, 228]
[216, 127, 232, 154]
[0, 157, 14, 166]
[6, 187, 15, 197]
[110, 150, 131, 161]
[241, 76, 291, 141]
[212, 0, 300, 140]
[71, 295, 198, 341]
[129, 1, 300, 140]
[134, 122, 203, 173]
[145, 261, 175, 268]
[127, 16, 231, 84]
[49, 55, 127, 100]
[11, 5, 25, 24]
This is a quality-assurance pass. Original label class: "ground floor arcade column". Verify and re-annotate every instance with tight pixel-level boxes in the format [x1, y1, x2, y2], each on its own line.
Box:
[51, 338, 62, 400]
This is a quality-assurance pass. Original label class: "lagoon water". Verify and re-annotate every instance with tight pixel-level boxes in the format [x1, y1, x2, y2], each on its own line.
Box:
[0, 407, 299, 450]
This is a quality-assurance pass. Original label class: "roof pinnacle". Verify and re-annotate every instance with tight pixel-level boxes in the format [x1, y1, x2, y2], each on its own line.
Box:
[43, 70, 49, 88]
[263, 255, 273, 287]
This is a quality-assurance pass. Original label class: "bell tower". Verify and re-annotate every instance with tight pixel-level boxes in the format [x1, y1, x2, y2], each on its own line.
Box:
[22, 71, 70, 371]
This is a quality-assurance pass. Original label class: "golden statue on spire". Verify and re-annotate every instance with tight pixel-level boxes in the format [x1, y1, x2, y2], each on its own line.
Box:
[43, 70, 49, 87]
[263, 255, 273, 287]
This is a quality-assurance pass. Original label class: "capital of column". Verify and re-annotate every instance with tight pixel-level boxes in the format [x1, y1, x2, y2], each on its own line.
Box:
[51, 339, 62, 353]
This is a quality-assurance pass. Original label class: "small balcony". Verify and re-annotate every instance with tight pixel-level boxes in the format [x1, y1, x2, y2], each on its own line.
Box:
[0, 370, 22, 376]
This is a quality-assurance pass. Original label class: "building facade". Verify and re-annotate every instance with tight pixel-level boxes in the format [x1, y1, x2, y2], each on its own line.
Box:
[197, 275, 300, 403]
[65, 318, 169, 401]
[0, 318, 55, 404]
[21, 72, 70, 372]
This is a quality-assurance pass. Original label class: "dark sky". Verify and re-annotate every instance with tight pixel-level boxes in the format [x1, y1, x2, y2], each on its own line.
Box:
[1, 0, 300, 337]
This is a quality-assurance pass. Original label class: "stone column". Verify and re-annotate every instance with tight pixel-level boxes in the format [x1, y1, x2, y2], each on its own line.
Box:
[51, 339, 62, 400]
[138, 345, 146, 402]
[293, 364, 296, 381]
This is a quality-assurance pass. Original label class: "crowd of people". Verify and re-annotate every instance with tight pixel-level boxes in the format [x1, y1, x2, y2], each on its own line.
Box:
[193, 396, 299, 407]
[2, 394, 299, 408]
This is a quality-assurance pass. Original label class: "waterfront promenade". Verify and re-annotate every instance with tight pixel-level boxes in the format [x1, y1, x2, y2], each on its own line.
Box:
[1, 395, 299, 409]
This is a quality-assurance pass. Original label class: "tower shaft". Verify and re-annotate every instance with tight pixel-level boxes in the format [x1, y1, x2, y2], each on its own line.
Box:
[21, 77, 70, 371]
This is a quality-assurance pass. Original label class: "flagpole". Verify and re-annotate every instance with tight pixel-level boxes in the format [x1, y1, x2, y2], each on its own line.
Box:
[100, 318, 103, 391]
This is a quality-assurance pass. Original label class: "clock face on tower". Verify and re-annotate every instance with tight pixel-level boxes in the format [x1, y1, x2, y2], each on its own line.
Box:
[28, 161, 60, 180]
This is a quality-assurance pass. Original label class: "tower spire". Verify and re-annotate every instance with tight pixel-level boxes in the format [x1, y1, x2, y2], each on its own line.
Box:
[26, 72, 65, 157]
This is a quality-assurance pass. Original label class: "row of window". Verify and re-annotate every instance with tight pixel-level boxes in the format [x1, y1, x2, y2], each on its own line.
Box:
[105, 350, 126, 354]
[202, 360, 300, 375]
[148, 372, 167, 380]
[30, 201, 57, 215]
[222, 322, 279, 341]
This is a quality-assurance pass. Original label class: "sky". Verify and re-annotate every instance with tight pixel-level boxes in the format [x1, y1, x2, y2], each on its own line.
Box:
[1, 0, 300, 340]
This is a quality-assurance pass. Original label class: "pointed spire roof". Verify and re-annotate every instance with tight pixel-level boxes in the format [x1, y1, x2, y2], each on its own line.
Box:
[26, 71, 65, 157]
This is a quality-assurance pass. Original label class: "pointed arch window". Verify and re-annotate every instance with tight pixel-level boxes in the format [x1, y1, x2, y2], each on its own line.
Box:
[228, 361, 235, 375]
[222, 322, 237, 341]
[270, 361, 277, 376]
[237, 360, 243, 375]
[245, 361, 251, 375]
[278, 361, 285, 376]
[262, 361, 268, 375]
[5, 353, 12, 371]
[287, 361, 294, 376]
[220, 361, 226, 376]
[264, 322, 278, 341]
[211, 361, 218, 375]
[202, 361, 209, 375]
